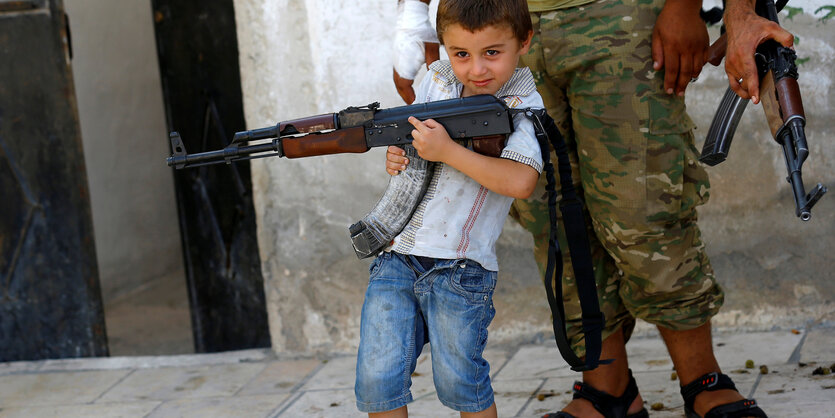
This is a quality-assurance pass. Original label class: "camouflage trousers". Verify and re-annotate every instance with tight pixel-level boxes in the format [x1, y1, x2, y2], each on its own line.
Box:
[511, 0, 724, 358]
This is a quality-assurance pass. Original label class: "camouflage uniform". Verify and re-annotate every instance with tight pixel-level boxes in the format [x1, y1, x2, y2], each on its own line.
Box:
[512, 0, 725, 357]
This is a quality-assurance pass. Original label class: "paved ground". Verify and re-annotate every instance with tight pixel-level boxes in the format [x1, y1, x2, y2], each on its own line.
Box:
[1, 326, 833, 417]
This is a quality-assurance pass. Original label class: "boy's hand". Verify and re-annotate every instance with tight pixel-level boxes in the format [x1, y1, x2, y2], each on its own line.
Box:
[408, 117, 454, 163]
[386, 146, 409, 176]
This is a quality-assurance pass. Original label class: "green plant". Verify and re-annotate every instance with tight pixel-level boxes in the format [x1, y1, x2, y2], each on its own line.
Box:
[783, 6, 803, 20]
[815, 6, 835, 23]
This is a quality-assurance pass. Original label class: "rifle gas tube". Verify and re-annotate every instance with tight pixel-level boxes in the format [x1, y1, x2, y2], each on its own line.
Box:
[167, 94, 513, 169]
[700, 0, 826, 220]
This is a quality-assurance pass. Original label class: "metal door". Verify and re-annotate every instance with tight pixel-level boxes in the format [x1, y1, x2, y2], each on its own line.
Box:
[0, 0, 107, 361]
[151, 0, 270, 352]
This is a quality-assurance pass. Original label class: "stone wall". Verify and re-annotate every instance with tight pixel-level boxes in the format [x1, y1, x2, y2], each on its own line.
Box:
[234, 0, 835, 354]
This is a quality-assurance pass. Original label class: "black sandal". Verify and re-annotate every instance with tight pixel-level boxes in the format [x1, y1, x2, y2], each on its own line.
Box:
[542, 369, 649, 418]
[680, 372, 767, 418]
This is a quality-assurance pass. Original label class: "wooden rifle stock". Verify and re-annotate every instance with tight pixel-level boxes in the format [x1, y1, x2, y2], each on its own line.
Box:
[759, 73, 805, 140]
[282, 126, 368, 158]
[471, 134, 508, 158]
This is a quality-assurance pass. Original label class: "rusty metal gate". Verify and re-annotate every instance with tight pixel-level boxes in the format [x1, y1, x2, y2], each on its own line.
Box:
[151, 0, 270, 352]
[0, 0, 107, 361]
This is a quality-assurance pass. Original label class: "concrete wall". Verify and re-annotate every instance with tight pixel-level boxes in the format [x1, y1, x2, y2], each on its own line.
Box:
[234, 0, 835, 354]
[64, 0, 184, 301]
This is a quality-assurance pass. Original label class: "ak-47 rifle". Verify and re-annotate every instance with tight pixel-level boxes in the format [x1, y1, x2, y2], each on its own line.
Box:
[700, 0, 826, 220]
[167, 94, 511, 169]
[167, 94, 514, 258]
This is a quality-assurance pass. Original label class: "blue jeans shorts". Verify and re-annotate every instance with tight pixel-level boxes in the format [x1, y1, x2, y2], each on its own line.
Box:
[354, 251, 498, 413]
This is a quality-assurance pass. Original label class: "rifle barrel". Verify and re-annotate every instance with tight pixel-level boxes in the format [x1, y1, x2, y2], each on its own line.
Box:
[167, 140, 282, 168]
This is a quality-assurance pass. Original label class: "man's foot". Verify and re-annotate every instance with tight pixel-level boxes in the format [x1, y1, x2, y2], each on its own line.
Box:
[543, 370, 648, 418]
[681, 372, 767, 418]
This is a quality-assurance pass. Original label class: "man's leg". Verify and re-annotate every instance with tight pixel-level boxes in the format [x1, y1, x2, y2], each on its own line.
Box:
[658, 321, 747, 417]
[560, 328, 644, 418]
[514, 8, 648, 417]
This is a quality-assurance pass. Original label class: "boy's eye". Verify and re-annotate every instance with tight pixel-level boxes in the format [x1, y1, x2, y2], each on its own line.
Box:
[455, 51, 469, 58]
[485, 50, 499, 56]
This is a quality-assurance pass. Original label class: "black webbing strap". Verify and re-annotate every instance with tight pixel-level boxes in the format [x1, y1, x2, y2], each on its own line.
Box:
[516, 108, 610, 372]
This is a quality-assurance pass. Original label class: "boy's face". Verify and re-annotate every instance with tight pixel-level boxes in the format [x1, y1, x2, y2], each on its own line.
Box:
[443, 23, 532, 97]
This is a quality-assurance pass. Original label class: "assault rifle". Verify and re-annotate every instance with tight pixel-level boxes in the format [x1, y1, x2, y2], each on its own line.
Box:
[166, 94, 511, 169]
[167, 94, 515, 259]
[700, 0, 826, 220]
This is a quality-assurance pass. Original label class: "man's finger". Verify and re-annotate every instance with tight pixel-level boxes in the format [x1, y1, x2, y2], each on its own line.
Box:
[747, 77, 761, 105]
[651, 30, 664, 71]
[693, 52, 705, 80]
[728, 73, 750, 99]
[768, 21, 794, 48]
[663, 48, 680, 94]
[676, 55, 693, 95]
[741, 63, 760, 102]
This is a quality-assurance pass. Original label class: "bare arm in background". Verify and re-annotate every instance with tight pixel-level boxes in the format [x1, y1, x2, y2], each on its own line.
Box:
[393, 0, 440, 104]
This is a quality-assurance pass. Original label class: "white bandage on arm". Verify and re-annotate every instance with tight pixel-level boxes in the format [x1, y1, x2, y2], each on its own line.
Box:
[393, 0, 438, 80]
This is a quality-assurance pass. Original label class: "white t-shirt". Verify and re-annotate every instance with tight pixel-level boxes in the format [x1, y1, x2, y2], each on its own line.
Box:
[390, 60, 544, 271]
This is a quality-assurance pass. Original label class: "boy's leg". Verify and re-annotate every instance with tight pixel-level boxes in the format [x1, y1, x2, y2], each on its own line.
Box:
[369, 406, 407, 418]
[356, 252, 428, 414]
[416, 259, 497, 414]
[461, 402, 497, 418]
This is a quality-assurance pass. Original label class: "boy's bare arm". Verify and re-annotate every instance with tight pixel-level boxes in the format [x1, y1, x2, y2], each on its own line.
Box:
[408, 117, 539, 199]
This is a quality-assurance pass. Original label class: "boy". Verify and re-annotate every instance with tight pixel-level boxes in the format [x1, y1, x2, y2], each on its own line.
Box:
[354, 1, 542, 417]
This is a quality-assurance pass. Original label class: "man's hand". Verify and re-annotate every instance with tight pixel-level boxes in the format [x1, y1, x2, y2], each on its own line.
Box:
[393, 42, 440, 104]
[408, 117, 454, 162]
[652, 0, 709, 96]
[723, 0, 794, 104]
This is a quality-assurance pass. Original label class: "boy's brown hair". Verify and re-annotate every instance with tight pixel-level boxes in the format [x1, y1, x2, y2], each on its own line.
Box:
[436, 0, 532, 45]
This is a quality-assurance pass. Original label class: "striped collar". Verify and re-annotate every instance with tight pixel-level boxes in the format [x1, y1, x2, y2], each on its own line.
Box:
[428, 60, 537, 98]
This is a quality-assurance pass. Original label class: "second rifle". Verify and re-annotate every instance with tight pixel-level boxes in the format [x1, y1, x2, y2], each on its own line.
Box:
[700, 0, 826, 220]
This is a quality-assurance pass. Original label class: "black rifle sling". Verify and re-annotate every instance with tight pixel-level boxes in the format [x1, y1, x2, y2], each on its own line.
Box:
[516, 109, 610, 372]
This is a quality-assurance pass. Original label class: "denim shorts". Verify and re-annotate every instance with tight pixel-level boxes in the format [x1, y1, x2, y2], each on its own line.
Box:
[354, 251, 497, 413]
